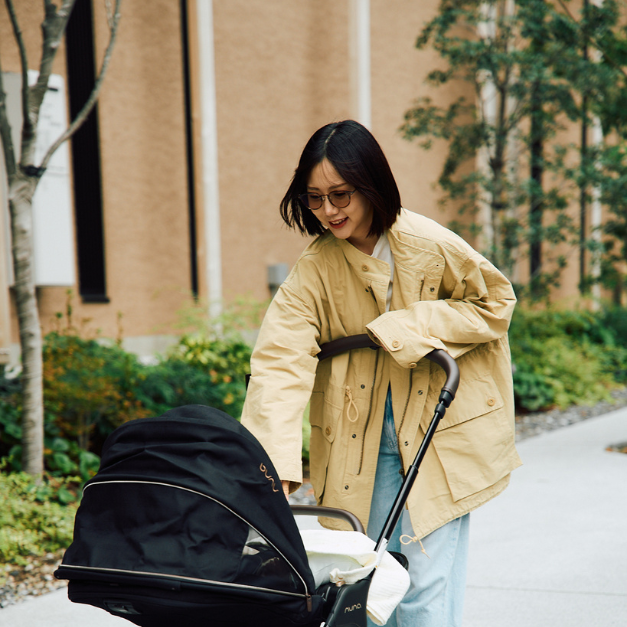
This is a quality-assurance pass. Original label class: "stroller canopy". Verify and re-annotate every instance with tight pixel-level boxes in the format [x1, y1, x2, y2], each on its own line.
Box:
[57, 405, 318, 625]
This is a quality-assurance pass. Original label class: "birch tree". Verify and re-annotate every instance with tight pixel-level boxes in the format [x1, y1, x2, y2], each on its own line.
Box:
[0, 0, 122, 476]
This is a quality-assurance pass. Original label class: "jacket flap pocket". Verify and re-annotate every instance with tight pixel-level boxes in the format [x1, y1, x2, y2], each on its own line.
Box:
[309, 389, 343, 502]
[433, 409, 522, 502]
[309, 384, 344, 443]
[423, 374, 504, 433]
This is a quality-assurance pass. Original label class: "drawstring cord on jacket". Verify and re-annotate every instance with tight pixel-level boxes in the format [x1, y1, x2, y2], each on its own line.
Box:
[345, 386, 359, 423]
[343, 385, 428, 559]
[400, 535, 430, 558]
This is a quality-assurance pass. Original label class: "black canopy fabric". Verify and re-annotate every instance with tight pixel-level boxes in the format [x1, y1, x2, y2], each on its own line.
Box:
[57, 405, 316, 604]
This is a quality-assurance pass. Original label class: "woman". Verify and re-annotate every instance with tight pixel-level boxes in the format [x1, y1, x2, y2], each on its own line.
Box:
[241, 120, 521, 627]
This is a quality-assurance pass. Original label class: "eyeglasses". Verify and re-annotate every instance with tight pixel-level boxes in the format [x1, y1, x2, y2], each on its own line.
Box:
[298, 189, 359, 210]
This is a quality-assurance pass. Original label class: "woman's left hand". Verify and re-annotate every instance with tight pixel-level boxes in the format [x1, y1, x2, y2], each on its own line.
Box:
[281, 480, 290, 501]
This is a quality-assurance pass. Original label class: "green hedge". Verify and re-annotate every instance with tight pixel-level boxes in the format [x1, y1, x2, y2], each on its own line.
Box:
[510, 306, 627, 411]
[0, 470, 79, 564]
[0, 330, 250, 479]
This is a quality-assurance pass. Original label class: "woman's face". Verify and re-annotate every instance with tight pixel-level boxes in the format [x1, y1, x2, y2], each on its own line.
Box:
[306, 159, 376, 254]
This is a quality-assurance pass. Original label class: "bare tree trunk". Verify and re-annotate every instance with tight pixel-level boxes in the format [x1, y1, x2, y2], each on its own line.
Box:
[7, 174, 43, 474]
[0, 0, 122, 475]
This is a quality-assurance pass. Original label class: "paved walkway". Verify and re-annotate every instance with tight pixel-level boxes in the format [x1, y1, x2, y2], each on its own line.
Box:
[464, 406, 627, 627]
[2, 407, 626, 626]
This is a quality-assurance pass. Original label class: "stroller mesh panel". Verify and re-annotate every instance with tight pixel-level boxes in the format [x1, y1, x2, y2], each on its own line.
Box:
[239, 530, 301, 592]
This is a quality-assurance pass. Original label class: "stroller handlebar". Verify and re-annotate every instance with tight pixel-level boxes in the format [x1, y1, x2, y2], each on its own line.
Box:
[317, 334, 459, 400]
[290, 504, 365, 534]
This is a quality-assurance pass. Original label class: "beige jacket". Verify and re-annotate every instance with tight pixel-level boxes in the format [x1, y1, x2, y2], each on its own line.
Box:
[242, 209, 522, 538]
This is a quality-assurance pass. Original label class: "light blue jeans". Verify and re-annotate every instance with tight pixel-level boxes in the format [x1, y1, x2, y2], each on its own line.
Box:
[366, 389, 469, 627]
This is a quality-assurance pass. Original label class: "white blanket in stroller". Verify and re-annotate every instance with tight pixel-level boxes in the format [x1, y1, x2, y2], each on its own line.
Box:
[300, 530, 410, 626]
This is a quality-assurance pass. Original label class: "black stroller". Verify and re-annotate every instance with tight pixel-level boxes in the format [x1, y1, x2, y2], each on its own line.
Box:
[55, 335, 459, 627]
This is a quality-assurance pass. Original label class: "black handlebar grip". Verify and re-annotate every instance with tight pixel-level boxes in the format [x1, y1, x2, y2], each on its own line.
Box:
[316, 333, 378, 361]
[317, 334, 460, 401]
[423, 349, 460, 401]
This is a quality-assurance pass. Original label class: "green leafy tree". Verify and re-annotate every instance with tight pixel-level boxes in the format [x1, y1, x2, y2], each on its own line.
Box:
[401, 0, 626, 299]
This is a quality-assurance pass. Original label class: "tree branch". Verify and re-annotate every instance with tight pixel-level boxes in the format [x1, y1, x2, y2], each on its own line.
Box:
[12, 0, 77, 168]
[39, 0, 122, 171]
[31, 0, 77, 109]
[4, 0, 30, 138]
[555, 0, 627, 81]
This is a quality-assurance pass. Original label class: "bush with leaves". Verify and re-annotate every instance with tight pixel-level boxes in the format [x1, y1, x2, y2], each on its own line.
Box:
[0, 469, 79, 564]
[43, 332, 151, 451]
[510, 306, 627, 411]
[135, 356, 247, 419]
[159, 294, 263, 418]
[172, 335, 251, 387]
[0, 295, 261, 478]
[0, 333, 147, 478]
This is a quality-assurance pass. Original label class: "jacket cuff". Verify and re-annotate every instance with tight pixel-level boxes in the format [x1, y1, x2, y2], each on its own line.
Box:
[366, 314, 443, 369]
[276, 463, 303, 488]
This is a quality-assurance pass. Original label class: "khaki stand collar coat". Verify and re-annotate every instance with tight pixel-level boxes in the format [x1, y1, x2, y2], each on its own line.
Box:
[242, 209, 522, 538]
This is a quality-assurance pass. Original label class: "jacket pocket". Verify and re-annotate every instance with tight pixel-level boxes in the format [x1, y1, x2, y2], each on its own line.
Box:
[422, 374, 504, 433]
[432, 407, 522, 502]
[308, 388, 343, 502]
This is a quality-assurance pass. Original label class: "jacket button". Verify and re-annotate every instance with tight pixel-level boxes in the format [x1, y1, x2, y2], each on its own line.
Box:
[325, 426, 332, 435]
[361, 384, 365, 389]
[487, 398, 495, 407]
[352, 434, 356, 439]
[404, 441, 409, 447]
[409, 362, 417, 368]
[430, 287, 435, 292]
[392, 340, 400, 348]
[362, 265, 369, 272]
[344, 485, 349, 490]
[418, 390, 423, 395]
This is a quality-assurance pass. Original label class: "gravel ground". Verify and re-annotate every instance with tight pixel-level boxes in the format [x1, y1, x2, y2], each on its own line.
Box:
[2, 387, 626, 610]
[514, 385, 627, 441]
[0, 551, 66, 609]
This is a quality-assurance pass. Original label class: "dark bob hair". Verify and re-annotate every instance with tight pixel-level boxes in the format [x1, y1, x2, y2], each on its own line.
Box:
[280, 120, 401, 237]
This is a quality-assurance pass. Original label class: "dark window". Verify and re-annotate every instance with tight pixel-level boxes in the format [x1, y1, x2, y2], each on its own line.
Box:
[65, 0, 108, 303]
[180, 0, 199, 297]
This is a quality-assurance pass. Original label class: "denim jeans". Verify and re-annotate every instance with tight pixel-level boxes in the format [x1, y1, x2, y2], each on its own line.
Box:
[366, 388, 469, 627]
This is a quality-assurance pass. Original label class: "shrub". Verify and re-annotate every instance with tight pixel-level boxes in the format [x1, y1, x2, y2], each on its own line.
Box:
[135, 358, 246, 419]
[43, 332, 151, 453]
[174, 334, 252, 381]
[1, 331, 250, 477]
[509, 306, 627, 411]
[0, 470, 79, 564]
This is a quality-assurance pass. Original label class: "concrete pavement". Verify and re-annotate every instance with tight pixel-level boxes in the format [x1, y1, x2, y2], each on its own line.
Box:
[2, 407, 626, 626]
[464, 406, 627, 627]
